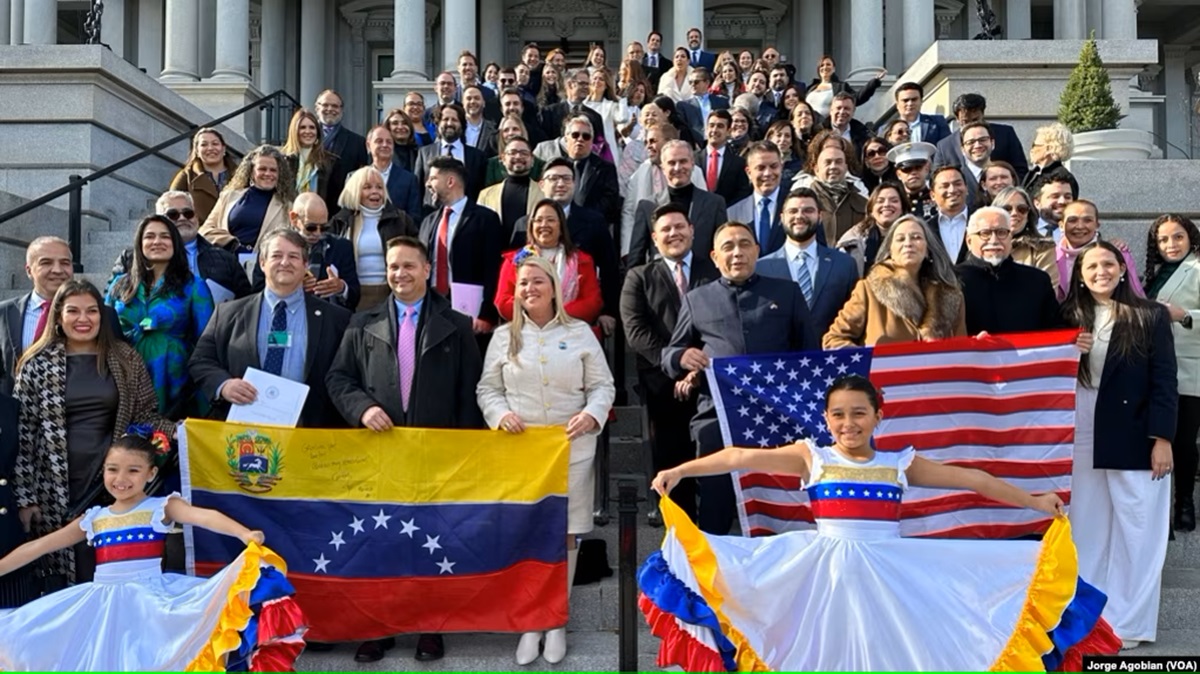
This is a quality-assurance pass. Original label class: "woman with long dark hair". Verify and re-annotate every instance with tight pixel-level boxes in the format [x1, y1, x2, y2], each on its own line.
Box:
[383, 107, 418, 172]
[168, 128, 239, 225]
[836, 182, 912, 277]
[106, 216, 214, 417]
[1062, 240, 1177, 649]
[1142, 215, 1200, 531]
[860, 137, 897, 193]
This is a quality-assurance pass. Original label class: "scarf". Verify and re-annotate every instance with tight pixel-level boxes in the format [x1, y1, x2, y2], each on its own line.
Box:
[534, 245, 580, 302]
[1146, 260, 1182, 299]
[359, 204, 385, 219]
[1055, 235, 1096, 300]
[295, 147, 318, 193]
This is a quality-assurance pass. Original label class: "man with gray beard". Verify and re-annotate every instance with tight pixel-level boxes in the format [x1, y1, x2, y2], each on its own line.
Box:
[955, 206, 1061, 334]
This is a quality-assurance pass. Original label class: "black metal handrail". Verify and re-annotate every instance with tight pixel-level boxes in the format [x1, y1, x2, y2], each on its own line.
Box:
[0, 88, 301, 268]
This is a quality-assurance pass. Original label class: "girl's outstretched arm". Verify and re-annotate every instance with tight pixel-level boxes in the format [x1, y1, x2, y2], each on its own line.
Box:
[0, 517, 87, 577]
[652, 442, 812, 496]
[164, 498, 264, 545]
[906, 456, 1063, 515]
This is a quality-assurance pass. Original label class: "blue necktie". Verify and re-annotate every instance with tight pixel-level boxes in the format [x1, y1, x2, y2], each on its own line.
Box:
[263, 300, 287, 376]
[759, 197, 773, 248]
[796, 251, 814, 307]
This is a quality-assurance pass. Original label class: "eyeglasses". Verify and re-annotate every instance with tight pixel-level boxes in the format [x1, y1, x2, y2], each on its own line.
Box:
[164, 208, 196, 221]
[543, 174, 573, 183]
[1002, 204, 1030, 215]
[569, 131, 593, 141]
[504, 149, 532, 157]
[970, 228, 1012, 240]
[865, 149, 888, 158]
[303, 222, 332, 233]
[963, 137, 991, 147]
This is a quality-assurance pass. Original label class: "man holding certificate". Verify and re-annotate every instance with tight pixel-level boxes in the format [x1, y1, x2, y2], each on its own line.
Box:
[325, 235, 485, 662]
[187, 229, 352, 428]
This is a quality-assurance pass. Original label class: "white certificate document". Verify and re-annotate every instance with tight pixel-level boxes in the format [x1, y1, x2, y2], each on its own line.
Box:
[225, 367, 310, 428]
[450, 282, 484, 318]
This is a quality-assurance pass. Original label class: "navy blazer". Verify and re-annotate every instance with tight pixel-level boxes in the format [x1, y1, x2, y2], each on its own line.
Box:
[879, 113, 951, 146]
[688, 49, 717, 72]
[418, 202, 504, 325]
[934, 123, 1029, 179]
[756, 243, 858, 339]
[385, 163, 423, 223]
[1085, 305, 1178, 471]
[677, 94, 730, 144]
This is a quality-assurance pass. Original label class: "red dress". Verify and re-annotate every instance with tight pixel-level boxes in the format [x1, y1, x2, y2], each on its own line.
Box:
[494, 248, 604, 325]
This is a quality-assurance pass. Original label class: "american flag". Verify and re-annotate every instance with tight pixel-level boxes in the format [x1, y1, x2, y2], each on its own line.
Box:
[704, 329, 1081, 539]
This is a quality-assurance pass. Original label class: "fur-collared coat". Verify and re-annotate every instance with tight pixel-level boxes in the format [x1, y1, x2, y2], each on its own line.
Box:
[822, 260, 967, 348]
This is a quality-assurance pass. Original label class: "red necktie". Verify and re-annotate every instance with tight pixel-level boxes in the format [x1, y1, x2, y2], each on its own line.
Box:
[706, 149, 719, 192]
[435, 207, 451, 295]
[32, 298, 49, 342]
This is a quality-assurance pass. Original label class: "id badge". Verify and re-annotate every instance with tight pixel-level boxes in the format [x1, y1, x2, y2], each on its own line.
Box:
[267, 330, 292, 348]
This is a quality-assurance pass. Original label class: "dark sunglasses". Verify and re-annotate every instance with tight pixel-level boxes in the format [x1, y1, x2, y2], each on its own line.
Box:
[569, 131, 593, 141]
[303, 222, 333, 233]
[865, 149, 888, 158]
[164, 208, 196, 221]
[1002, 204, 1031, 215]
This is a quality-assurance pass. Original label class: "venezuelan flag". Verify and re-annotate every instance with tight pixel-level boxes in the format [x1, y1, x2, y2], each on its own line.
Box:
[180, 420, 570, 642]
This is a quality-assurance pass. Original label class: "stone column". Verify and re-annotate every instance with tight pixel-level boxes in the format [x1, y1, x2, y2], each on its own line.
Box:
[442, 0, 476, 73]
[673, 0, 703, 55]
[479, 0, 505, 65]
[1006, 0, 1032, 40]
[161, 0, 199, 80]
[137, 0, 162, 75]
[9, 0, 22, 45]
[848, 0, 884, 82]
[259, 0, 285, 94]
[22, 0, 55, 44]
[391, 0, 426, 78]
[1163, 45, 1191, 160]
[103, 0, 125, 56]
[622, 0, 652, 58]
[0, 0, 10, 45]
[1054, 0, 1086, 39]
[903, 0, 935, 69]
[211, 0, 250, 80]
[1101, 0, 1138, 39]
[798, 0, 824, 78]
[299, 0, 326, 106]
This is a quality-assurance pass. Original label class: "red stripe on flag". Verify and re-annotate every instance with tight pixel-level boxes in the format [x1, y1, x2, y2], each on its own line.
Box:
[872, 329, 1081, 357]
[937, 457, 1073, 478]
[871, 360, 1079, 387]
[195, 559, 568, 641]
[743, 499, 815, 522]
[884, 392, 1076, 418]
[95, 541, 165, 564]
[738, 473, 802, 491]
[901, 490, 1071, 518]
[876, 427, 1074, 452]
[909, 518, 1056, 539]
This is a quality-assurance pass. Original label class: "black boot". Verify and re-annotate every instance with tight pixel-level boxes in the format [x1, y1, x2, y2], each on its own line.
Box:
[1177, 498, 1196, 532]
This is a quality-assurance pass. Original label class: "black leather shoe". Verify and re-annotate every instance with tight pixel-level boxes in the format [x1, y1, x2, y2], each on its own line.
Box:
[354, 637, 396, 662]
[414, 633, 445, 661]
[305, 641, 334, 652]
[1178, 503, 1196, 532]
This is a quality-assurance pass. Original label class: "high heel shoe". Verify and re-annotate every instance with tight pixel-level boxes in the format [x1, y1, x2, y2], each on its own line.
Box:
[515, 631, 542, 665]
[543, 627, 567, 663]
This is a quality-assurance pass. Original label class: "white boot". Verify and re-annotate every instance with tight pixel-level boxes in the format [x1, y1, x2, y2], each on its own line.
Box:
[515, 631, 543, 665]
[544, 547, 578, 664]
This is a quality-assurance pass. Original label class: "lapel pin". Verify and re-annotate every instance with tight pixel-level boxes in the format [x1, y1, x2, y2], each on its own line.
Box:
[314, 310, 322, 316]
[770, 303, 779, 310]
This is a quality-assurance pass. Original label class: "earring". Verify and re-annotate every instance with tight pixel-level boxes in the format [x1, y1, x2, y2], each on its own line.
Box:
[1120, 274, 1126, 282]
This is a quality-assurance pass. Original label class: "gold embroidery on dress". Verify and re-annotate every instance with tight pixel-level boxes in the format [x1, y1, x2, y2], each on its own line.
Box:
[92, 509, 155, 534]
[818, 465, 900, 485]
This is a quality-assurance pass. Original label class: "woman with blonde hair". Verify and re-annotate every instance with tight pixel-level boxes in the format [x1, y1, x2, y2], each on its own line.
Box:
[477, 255, 615, 666]
[584, 66, 631, 166]
[1023, 122, 1079, 196]
[199, 145, 296, 252]
[330, 166, 417, 311]
[280, 108, 334, 204]
[168, 128, 239, 224]
[537, 66, 563, 108]
[824, 214, 966, 347]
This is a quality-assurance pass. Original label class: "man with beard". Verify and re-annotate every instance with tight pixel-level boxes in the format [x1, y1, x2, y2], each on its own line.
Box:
[955, 206, 1060, 334]
[498, 86, 545, 146]
[414, 102, 486, 209]
[477, 136, 543, 241]
[628, 140, 729, 267]
[808, 135, 867, 245]
[460, 84, 498, 158]
[928, 164, 972, 264]
[454, 50, 499, 123]
[745, 71, 775, 130]
[756, 187, 857, 337]
[727, 141, 785, 254]
[620, 204, 719, 524]
[887, 141, 938, 220]
[620, 123, 708, 257]
[685, 27, 716, 71]
[1053, 199, 1146, 301]
[1031, 169, 1074, 243]
[315, 89, 370, 217]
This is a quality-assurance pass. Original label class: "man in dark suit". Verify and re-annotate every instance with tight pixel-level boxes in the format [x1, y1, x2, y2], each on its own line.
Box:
[498, 85, 546, 146]
[0, 237, 122, 394]
[629, 140, 728, 267]
[756, 188, 858, 338]
[676, 68, 730, 143]
[933, 93, 1028, 179]
[315, 89, 370, 217]
[110, 190, 252, 304]
[620, 204, 719, 523]
[957, 121, 995, 211]
[325, 235, 483, 663]
[685, 27, 716, 71]
[642, 31, 669, 89]
[461, 84, 498, 158]
[537, 69, 606, 150]
[422, 71, 460, 133]
[559, 115, 621, 226]
[366, 125, 422, 222]
[821, 93, 872, 159]
[513, 158, 621, 336]
[927, 165, 973, 264]
[188, 227, 352, 429]
[663, 222, 818, 534]
[454, 50, 500, 123]
[696, 109, 751, 209]
[726, 141, 787, 255]
[881, 82, 951, 146]
[418, 156, 503, 332]
[413, 103, 487, 210]
[252, 193, 361, 310]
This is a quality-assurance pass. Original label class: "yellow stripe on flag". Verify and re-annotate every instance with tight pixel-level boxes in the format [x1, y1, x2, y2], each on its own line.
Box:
[183, 419, 569, 504]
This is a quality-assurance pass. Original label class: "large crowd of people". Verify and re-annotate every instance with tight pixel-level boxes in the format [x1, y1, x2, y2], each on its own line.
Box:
[0, 28, 1197, 666]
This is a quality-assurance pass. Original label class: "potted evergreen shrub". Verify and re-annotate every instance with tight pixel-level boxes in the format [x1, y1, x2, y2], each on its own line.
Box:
[1058, 35, 1153, 160]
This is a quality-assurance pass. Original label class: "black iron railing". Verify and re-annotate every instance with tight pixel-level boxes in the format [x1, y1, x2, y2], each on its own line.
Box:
[0, 89, 300, 269]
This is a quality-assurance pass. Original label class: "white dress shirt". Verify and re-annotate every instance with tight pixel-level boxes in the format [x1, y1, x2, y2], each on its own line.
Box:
[666, 251, 694, 286]
[938, 209, 969, 262]
[434, 195, 469, 283]
[784, 239, 819, 286]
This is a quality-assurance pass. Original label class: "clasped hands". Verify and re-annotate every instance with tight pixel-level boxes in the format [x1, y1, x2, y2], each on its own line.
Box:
[498, 411, 598, 440]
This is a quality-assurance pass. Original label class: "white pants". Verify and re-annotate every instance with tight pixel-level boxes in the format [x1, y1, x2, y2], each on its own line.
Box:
[1070, 441, 1170, 642]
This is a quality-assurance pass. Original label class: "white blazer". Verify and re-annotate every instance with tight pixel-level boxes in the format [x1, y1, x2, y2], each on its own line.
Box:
[1155, 252, 1200, 396]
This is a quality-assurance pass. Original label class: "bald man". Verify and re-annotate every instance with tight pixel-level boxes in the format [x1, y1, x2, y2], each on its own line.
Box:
[251, 192, 361, 309]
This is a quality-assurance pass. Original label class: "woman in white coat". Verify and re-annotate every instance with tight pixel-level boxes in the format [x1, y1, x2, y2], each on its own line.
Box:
[476, 255, 615, 666]
[1143, 214, 1200, 531]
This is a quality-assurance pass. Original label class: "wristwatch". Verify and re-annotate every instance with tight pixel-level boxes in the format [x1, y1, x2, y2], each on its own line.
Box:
[1182, 314, 1193, 330]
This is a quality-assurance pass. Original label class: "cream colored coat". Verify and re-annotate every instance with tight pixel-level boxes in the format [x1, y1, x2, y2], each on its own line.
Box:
[477, 316, 616, 464]
[1156, 253, 1200, 396]
[476, 181, 545, 229]
[199, 187, 290, 250]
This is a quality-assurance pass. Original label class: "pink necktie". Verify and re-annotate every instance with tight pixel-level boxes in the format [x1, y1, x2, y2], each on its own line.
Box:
[674, 261, 687, 298]
[397, 305, 416, 411]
